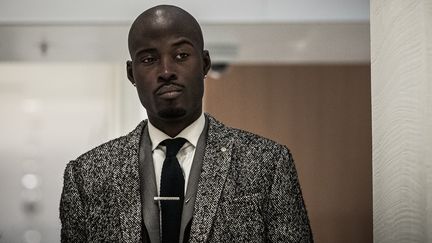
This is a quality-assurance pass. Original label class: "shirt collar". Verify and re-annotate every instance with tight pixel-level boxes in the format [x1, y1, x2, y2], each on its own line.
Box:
[147, 113, 205, 151]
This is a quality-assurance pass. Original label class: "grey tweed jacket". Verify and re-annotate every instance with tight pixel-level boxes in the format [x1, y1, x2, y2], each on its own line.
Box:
[60, 114, 312, 242]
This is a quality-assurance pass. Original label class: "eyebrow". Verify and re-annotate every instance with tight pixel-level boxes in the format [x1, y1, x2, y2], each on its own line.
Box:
[171, 38, 195, 48]
[134, 47, 157, 58]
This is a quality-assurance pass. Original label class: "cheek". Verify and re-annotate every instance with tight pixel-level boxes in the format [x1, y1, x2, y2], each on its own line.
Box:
[135, 83, 154, 109]
[137, 89, 149, 107]
[191, 79, 205, 100]
[133, 70, 149, 83]
[133, 70, 154, 92]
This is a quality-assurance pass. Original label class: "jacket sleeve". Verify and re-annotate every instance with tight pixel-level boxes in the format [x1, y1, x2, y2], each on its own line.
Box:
[60, 161, 87, 242]
[265, 147, 313, 242]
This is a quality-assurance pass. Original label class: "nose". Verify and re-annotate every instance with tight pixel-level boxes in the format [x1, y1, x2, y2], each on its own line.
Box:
[158, 57, 177, 82]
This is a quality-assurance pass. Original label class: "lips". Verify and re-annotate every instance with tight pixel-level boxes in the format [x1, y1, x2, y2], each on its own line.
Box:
[156, 84, 184, 99]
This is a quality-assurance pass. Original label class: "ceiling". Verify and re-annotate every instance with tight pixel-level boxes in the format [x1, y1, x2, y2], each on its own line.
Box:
[0, 0, 369, 23]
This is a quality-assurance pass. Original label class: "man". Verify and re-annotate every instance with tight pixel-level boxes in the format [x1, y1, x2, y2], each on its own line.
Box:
[60, 5, 312, 243]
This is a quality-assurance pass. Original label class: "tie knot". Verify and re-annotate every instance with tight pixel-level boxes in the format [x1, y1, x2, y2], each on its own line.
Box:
[161, 138, 187, 157]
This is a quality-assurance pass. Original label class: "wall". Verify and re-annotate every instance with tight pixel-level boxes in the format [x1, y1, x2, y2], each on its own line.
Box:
[0, 63, 144, 243]
[204, 64, 372, 243]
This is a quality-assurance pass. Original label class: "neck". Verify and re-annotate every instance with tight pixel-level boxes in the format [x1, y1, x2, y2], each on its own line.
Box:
[149, 112, 201, 138]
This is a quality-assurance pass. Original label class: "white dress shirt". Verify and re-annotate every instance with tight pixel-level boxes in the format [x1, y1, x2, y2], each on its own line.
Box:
[147, 113, 205, 196]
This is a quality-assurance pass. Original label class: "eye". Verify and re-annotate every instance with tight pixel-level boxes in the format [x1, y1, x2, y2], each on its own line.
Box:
[139, 56, 157, 64]
[175, 53, 189, 61]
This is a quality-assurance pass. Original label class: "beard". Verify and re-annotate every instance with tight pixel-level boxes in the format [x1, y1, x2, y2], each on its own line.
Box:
[158, 107, 187, 119]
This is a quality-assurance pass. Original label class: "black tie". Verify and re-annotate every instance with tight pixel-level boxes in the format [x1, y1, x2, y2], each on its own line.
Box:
[160, 138, 187, 243]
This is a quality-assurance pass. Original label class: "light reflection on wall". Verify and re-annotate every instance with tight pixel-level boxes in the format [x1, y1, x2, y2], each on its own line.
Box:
[0, 63, 145, 242]
[23, 230, 42, 243]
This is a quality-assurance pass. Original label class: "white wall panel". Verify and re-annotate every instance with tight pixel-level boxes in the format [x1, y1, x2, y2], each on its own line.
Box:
[371, 0, 432, 242]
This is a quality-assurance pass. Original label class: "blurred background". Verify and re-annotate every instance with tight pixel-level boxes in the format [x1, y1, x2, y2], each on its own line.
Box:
[0, 0, 371, 242]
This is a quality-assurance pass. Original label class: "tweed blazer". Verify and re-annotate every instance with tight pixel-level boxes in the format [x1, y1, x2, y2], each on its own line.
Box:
[60, 114, 313, 242]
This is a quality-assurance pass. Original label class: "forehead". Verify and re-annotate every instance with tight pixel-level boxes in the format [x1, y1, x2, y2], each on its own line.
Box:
[133, 23, 197, 43]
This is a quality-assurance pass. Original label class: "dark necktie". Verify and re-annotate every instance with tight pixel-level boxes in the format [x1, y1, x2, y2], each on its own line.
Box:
[160, 138, 187, 243]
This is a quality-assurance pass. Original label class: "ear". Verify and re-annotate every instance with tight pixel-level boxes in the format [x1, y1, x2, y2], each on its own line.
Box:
[202, 50, 211, 75]
[126, 60, 135, 85]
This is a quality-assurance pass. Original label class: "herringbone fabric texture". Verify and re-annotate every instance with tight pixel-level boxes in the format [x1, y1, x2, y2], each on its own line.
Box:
[60, 114, 313, 242]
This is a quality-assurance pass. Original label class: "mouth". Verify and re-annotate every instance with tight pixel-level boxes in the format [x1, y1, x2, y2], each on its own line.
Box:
[156, 84, 184, 99]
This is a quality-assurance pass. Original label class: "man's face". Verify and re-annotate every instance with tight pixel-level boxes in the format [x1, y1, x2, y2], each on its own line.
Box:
[127, 15, 210, 126]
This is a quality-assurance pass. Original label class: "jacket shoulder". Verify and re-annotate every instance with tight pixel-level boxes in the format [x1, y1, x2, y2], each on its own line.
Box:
[232, 127, 288, 151]
[206, 114, 290, 158]
[67, 121, 145, 170]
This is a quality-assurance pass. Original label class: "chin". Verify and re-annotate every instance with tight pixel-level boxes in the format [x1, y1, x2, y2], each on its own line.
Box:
[158, 108, 187, 119]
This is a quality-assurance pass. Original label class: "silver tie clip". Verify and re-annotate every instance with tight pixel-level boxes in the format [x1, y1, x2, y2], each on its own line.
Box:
[154, 196, 180, 201]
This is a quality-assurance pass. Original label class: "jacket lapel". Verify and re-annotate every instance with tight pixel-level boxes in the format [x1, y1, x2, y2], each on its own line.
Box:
[189, 115, 235, 242]
[139, 125, 160, 243]
[116, 121, 146, 242]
